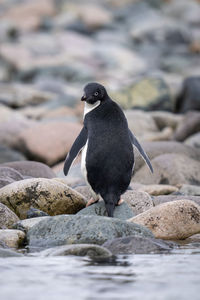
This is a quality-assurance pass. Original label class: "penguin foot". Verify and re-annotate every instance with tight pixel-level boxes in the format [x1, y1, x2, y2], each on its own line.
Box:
[86, 198, 99, 207]
[117, 198, 124, 206]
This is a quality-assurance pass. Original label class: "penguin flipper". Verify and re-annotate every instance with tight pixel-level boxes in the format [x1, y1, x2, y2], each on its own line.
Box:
[63, 126, 88, 176]
[129, 129, 153, 173]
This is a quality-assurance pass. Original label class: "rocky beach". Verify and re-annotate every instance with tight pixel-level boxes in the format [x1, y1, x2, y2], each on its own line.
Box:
[0, 0, 200, 299]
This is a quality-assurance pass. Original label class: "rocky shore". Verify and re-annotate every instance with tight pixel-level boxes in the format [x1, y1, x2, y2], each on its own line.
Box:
[0, 0, 200, 258]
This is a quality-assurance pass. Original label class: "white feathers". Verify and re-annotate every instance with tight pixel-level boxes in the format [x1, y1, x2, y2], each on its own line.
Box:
[83, 100, 101, 117]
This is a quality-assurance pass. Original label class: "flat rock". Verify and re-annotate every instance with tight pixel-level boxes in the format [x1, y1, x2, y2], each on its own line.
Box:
[136, 184, 179, 196]
[39, 244, 112, 258]
[77, 201, 134, 220]
[0, 203, 19, 229]
[27, 215, 153, 248]
[0, 178, 86, 219]
[134, 153, 200, 185]
[0, 229, 25, 248]
[0, 248, 23, 257]
[1, 161, 56, 178]
[134, 141, 200, 172]
[178, 184, 200, 196]
[153, 195, 200, 207]
[129, 200, 200, 240]
[16, 121, 82, 165]
[103, 235, 174, 255]
[123, 191, 154, 215]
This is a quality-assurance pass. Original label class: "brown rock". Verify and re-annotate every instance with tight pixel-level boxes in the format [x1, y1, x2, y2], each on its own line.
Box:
[129, 200, 200, 240]
[123, 191, 154, 215]
[16, 121, 82, 165]
[149, 111, 183, 130]
[0, 229, 25, 248]
[0, 203, 19, 229]
[0, 178, 86, 219]
[134, 153, 200, 185]
[136, 184, 179, 196]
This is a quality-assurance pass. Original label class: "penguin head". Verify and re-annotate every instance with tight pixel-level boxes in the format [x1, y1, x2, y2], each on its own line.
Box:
[81, 82, 107, 104]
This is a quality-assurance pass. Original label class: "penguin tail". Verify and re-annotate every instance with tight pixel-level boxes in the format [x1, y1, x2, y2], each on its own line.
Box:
[103, 193, 117, 217]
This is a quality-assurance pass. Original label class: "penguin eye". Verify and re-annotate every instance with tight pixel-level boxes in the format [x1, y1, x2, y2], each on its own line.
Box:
[94, 92, 99, 96]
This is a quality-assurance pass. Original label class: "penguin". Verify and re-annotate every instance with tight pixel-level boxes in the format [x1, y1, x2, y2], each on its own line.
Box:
[63, 82, 153, 217]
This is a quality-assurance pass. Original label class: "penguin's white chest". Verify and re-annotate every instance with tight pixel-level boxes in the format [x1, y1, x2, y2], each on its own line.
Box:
[81, 140, 88, 180]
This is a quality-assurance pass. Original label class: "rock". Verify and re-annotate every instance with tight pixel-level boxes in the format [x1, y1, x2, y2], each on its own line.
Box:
[39, 244, 112, 258]
[125, 110, 158, 139]
[0, 229, 25, 248]
[0, 178, 86, 219]
[178, 185, 200, 196]
[136, 184, 179, 196]
[175, 77, 200, 113]
[0, 166, 23, 181]
[0, 83, 54, 108]
[74, 185, 93, 200]
[16, 121, 82, 165]
[134, 141, 200, 172]
[173, 112, 200, 141]
[185, 132, 200, 150]
[26, 207, 49, 218]
[134, 153, 200, 185]
[152, 195, 200, 207]
[103, 235, 174, 254]
[0, 145, 26, 164]
[149, 111, 183, 130]
[27, 215, 153, 248]
[123, 191, 154, 215]
[0, 117, 36, 149]
[1, 0, 55, 32]
[0, 177, 14, 189]
[0, 248, 23, 257]
[77, 201, 134, 220]
[1, 161, 56, 179]
[129, 200, 200, 240]
[13, 216, 50, 232]
[0, 203, 19, 229]
[116, 77, 172, 111]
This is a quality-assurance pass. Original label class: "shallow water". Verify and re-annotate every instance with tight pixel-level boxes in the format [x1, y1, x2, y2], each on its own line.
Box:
[0, 248, 200, 300]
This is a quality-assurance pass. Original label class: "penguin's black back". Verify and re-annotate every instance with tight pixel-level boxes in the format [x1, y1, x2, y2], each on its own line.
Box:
[84, 98, 134, 202]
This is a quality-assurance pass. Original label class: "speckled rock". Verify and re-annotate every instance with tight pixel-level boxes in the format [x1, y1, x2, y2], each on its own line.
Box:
[1, 161, 56, 179]
[103, 235, 174, 255]
[27, 215, 153, 248]
[0, 229, 25, 248]
[77, 201, 134, 220]
[134, 154, 200, 185]
[0, 203, 19, 229]
[123, 191, 154, 215]
[0, 178, 86, 219]
[129, 200, 200, 240]
[13, 216, 50, 232]
[39, 244, 113, 258]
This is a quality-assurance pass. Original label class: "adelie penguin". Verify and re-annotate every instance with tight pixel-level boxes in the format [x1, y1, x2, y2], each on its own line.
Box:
[64, 82, 153, 217]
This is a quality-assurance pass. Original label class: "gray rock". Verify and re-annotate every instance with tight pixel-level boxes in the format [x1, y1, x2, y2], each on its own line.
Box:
[0, 203, 19, 229]
[27, 215, 153, 248]
[103, 235, 174, 255]
[77, 201, 134, 220]
[134, 141, 200, 172]
[153, 195, 200, 207]
[0, 145, 26, 164]
[0, 248, 23, 257]
[178, 185, 200, 196]
[1, 161, 56, 179]
[27, 207, 49, 219]
[149, 111, 183, 130]
[39, 244, 112, 258]
[0, 166, 23, 181]
[13, 216, 50, 232]
[184, 132, 200, 150]
[0, 177, 14, 189]
[134, 153, 200, 185]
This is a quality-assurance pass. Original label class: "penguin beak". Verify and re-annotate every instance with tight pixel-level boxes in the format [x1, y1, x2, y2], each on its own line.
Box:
[81, 94, 86, 101]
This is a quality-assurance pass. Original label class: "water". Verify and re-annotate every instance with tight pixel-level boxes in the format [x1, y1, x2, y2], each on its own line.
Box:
[0, 247, 200, 300]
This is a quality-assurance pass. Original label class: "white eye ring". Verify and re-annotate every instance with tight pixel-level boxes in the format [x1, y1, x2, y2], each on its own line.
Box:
[94, 92, 99, 96]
